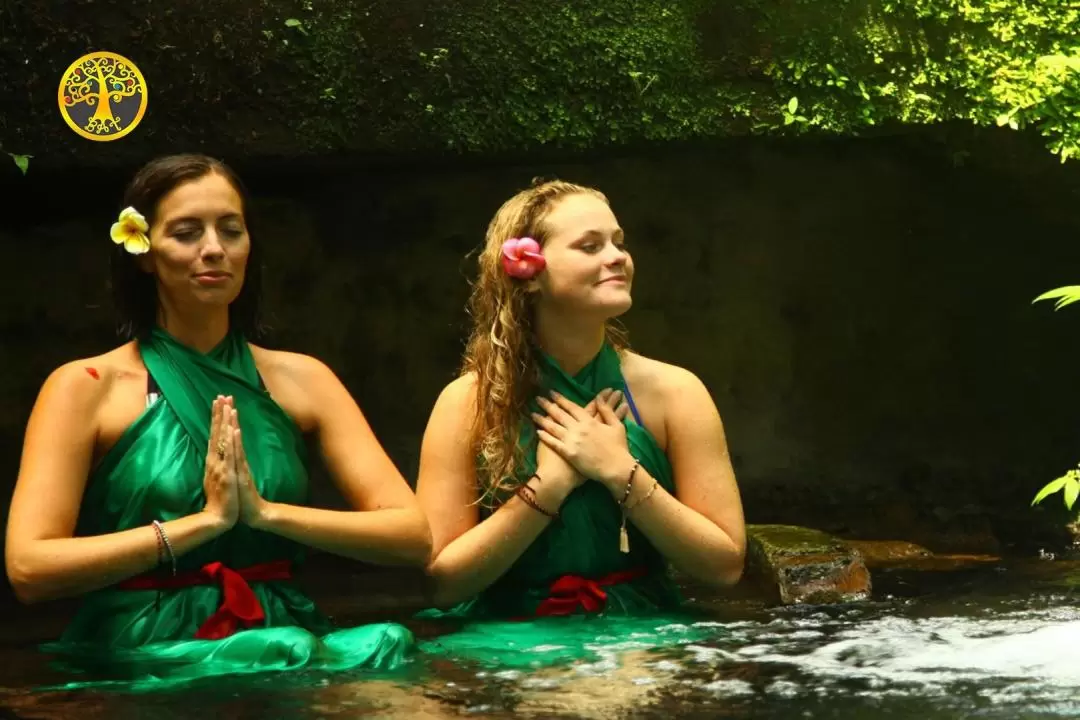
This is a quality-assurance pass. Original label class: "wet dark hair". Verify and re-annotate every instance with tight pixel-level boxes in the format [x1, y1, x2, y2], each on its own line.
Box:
[109, 153, 264, 340]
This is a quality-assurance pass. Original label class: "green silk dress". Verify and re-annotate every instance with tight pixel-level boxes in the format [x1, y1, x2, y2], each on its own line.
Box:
[40, 329, 413, 690]
[417, 344, 716, 669]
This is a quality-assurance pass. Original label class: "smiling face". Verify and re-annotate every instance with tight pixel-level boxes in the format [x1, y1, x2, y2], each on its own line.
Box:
[138, 171, 250, 317]
[532, 192, 634, 319]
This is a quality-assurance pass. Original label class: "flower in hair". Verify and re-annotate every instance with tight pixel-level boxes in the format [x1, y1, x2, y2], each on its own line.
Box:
[500, 237, 546, 279]
[110, 206, 150, 255]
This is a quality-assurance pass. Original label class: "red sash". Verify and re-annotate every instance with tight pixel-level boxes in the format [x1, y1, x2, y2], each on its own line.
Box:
[534, 567, 648, 617]
[118, 560, 292, 640]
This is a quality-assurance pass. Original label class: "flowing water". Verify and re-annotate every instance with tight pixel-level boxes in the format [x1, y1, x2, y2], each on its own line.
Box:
[2, 557, 1080, 719]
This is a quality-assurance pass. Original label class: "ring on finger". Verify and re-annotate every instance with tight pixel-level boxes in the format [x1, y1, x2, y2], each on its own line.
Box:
[216, 438, 227, 459]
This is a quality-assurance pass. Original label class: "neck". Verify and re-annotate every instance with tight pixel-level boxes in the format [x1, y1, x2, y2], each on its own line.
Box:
[156, 305, 231, 354]
[534, 307, 607, 376]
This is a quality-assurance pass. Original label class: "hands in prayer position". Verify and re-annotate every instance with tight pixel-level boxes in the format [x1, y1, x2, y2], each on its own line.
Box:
[202, 395, 269, 531]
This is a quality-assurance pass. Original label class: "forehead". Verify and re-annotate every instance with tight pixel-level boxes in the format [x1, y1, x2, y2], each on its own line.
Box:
[157, 172, 243, 221]
[544, 193, 619, 239]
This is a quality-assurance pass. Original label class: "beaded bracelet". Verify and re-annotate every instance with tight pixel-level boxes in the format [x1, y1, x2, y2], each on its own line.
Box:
[618, 459, 640, 553]
[619, 460, 639, 507]
[516, 475, 559, 520]
[626, 478, 660, 512]
[151, 520, 165, 565]
[151, 520, 177, 576]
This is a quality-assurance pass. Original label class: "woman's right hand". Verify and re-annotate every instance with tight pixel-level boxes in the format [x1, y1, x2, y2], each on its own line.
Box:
[535, 430, 584, 499]
[533, 389, 627, 503]
[202, 396, 240, 530]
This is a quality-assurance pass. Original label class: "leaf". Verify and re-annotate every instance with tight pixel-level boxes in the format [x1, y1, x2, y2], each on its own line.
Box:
[1066, 477, 1080, 510]
[284, 18, 308, 34]
[787, 97, 799, 114]
[1033, 286, 1080, 310]
[9, 153, 30, 175]
[1033, 476, 1069, 505]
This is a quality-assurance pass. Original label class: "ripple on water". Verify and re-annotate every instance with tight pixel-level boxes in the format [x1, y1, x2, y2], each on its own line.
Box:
[667, 604, 1080, 712]
[10, 562, 1080, 718]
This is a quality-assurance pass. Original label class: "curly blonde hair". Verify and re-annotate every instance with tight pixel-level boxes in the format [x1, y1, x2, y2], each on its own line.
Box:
[462, 179, 629, 507]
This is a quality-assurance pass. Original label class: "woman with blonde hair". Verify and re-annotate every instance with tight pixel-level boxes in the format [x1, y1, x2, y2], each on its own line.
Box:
[416, 179, 745, 661]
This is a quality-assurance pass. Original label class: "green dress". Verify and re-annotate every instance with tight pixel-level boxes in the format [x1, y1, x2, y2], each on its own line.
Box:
[40, 329, 413, 691]
[417, 344, 716, 669]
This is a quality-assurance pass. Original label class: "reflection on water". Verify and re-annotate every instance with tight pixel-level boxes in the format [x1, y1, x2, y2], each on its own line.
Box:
[4, 559, 1080, 719]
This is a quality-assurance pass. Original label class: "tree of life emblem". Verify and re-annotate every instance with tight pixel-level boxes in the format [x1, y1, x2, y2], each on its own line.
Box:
[58, 52, 148, 142]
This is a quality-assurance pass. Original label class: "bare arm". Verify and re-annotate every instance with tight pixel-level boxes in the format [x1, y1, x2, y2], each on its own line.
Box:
[5, 365, 231, 605]
[416, 376, 578, 608]
[600, 370, 746, 586]
[244, 356, 431, 568]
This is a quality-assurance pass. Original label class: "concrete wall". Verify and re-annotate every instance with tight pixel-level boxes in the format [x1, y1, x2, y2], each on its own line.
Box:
[3, 130, 1080, 570]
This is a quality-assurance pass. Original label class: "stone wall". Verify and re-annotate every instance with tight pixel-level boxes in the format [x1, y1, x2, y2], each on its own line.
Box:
[3, 128, 1080, 576]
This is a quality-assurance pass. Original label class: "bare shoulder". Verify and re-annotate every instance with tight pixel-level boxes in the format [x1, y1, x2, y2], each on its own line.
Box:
[28, 342, 146, 463]
[248, 345, 343, 431]
[37, 343, 143, 408]
[621, 351, 708, 398]
[438, 372, 478, 408]
[249, 344, 337, 387]
[422, 372, 478, 435]
[620, 350, 720, 440]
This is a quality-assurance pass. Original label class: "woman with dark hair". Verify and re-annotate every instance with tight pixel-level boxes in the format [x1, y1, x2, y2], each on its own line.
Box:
[5, 154, 431, 688]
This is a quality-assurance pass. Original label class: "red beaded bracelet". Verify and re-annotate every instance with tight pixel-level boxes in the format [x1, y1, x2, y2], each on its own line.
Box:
[516, 475, 559, 520]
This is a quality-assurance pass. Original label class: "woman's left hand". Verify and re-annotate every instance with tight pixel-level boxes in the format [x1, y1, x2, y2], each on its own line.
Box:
[532, 390, 636, 491]
[232, 422, 271, 529]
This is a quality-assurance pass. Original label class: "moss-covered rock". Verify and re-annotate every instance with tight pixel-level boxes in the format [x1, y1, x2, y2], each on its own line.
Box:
[746, 524, 872, 605]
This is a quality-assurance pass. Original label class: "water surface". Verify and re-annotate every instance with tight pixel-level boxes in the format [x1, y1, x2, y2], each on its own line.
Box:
[2, 557, 1078, 718]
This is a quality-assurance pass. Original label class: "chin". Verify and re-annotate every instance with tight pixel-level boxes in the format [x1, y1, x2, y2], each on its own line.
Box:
[192, 288, 242, 306]
[552, 288, 632, 319]
[598, 296, 633, 320]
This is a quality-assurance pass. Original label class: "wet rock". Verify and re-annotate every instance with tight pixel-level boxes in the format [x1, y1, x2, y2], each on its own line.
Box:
[846, 539, 999, 571]
[1063, 519, 1080, 554]
[745, 524, 871, 605]
[845, 539, 933, 567]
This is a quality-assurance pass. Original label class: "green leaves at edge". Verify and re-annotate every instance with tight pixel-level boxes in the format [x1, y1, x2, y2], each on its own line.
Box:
[1032, 470, 1080, 509]
[1033, 286, 1080, 311]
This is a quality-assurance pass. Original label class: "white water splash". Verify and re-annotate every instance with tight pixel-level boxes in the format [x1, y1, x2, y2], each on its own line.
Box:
[746, 608, 1080, 685]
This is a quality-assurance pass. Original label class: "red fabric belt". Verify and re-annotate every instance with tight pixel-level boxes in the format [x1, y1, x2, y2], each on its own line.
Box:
[534, 567, 649, 617]
[117, 560, 292, 640]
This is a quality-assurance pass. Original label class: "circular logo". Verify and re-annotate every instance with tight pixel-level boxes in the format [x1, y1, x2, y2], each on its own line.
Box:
[57, 52, 148, 142]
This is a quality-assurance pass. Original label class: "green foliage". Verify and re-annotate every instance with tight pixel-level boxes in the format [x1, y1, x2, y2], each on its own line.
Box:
[1032, 468, 1080, 511]
[1032, 285, 1080, 511]
[265, 2, 434, 150]
[4, 0, 1080, 160]
[713, 0, 1080, 161]
[1033, 285, 1080, 311]
[4, 152, 29, 175]
[404, 0, 724, 151]
[394, 0, 1080, 158]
